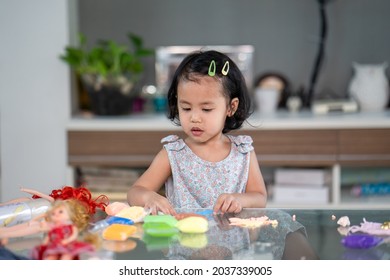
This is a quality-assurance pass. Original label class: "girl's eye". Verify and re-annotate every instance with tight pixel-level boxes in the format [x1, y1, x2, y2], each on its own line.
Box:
[202, 108, 213, 112]
[181, 107, 191, 111]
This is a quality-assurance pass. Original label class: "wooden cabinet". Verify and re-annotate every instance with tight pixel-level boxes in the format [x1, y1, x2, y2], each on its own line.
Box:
[235, 129, 338, 166]
[68, 131, 182, 167]
[338, 129, 390, 166]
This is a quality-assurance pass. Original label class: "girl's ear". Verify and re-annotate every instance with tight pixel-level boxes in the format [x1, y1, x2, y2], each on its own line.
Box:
[228, 97, 239, 116]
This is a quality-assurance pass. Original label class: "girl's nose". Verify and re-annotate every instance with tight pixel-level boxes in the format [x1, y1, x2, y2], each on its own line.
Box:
[190, 112, 201, 123]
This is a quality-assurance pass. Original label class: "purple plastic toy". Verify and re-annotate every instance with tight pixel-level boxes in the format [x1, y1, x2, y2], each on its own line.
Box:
[341, 234, 383, 249]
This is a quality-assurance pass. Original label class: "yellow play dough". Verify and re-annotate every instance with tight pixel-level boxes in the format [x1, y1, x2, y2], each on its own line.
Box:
[176, 216, 208, 233]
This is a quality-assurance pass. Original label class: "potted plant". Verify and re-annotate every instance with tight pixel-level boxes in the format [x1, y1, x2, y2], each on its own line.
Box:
[60, 32, 154, 115]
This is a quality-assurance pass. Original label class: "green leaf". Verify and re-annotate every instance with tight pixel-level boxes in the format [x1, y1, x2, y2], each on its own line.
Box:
[59, 31, 154, 82]
[128, 33, 142, 49]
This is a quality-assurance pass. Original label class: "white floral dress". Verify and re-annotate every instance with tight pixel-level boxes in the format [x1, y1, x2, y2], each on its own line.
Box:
[162, 134, 253, 208]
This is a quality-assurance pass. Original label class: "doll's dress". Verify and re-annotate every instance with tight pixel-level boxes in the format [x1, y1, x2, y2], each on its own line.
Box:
[31, 223, 94, 260]
[162, 134, 253, 208]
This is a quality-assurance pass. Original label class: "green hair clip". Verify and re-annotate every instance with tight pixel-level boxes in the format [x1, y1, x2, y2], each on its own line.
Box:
[208, 60, 216, 76]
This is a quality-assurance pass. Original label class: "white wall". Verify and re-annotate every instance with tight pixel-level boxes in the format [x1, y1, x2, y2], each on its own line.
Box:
[0, 0, 72, 201]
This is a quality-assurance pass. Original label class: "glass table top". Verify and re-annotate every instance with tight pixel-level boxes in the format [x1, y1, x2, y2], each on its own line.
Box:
[2, 208, 390, 260]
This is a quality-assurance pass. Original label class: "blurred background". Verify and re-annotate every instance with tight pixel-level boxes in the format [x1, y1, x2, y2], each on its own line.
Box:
[1, 0, 389, 206]
[78, 0, 390, 106]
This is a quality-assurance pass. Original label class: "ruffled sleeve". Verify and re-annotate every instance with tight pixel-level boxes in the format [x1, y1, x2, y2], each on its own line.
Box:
[161, 135, 186, 151]
[230, 135, 254, 154]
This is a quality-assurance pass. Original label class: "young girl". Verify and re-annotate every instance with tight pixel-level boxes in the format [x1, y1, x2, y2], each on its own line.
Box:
[127, 50, 267, 215]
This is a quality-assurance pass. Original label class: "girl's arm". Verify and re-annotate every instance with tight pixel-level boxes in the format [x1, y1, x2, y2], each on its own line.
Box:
[214, 150, 268, 213]
[240, 150, 268, 207]
[127, 149, 176, 215]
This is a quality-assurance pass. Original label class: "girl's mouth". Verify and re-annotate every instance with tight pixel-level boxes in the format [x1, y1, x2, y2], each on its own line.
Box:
[191, 127, 203, 136]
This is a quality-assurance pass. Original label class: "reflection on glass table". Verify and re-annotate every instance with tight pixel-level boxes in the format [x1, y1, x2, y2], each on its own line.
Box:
[2, 208, 390, 260]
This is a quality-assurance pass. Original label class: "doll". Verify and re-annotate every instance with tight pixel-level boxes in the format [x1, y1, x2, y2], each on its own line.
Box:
[31, 199, 96, 260]
[0, 186, 108, 240]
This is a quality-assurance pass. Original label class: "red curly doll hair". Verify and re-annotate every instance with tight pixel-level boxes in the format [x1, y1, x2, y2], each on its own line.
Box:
[32, 185, 109, 215]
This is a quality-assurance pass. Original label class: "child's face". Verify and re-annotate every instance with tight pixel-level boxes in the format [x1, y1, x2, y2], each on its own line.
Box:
[50, 204, 71, 224]
[177, 76, 237, 142]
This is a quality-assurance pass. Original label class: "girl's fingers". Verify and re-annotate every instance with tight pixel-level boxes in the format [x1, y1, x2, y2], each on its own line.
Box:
[214, 194, 230, 213]
[166, 206, 177, 216]
[233, 204, 242, 213]
[147, 205, 158, 215]
[213, 198, 222, 214]
[145, 198, 176, 216]
[223, 200, 242, 214]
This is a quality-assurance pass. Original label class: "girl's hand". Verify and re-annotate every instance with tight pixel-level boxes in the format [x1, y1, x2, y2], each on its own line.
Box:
[144, 192, 176, 215]
[213, 194, 243, 214]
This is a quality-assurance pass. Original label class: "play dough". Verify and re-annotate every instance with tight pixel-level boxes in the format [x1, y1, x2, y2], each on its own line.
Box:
[176, 216, 209, 233]
[102, 224, 137, 241]
[229, 216, 278, 228]
[115, 206, 149, 222]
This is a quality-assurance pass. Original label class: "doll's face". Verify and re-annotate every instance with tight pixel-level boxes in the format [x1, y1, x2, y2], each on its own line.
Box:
[50, 204, 71, 224]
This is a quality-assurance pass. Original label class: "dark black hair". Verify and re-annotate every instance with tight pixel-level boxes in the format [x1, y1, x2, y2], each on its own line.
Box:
[167, 50, 253, 133]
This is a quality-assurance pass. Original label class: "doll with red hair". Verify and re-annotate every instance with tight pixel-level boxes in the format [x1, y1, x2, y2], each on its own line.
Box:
[0, 186, 109, 243]
[31, 198, 96, 260]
